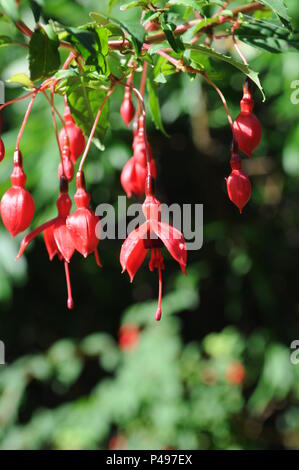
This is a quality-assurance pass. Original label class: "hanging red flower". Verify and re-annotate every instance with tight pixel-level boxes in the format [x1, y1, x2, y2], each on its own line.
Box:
[66, 170, 102, 266]
[120, 176, 187, 321]
[17, 177, 75, 309]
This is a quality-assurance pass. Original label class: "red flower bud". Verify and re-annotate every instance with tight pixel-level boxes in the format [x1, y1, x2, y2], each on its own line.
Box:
[0, 138, 5, 162]
[226, 169, 251, 213]
[59, 103, 85, 163]
[66, 171, 101, 263]
[58, 142, 74, 182]
[58, 157, 74, 182]
[120, 89, 135, 127]
[233, 79, 262, 156]
[1, 150, 35, 237]
[121, 120, 157, 198]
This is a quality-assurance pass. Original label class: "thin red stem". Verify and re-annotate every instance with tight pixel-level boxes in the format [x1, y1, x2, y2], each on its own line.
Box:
[232, 25, 248, 66]
[152, 48, 234, 132]
[0, 90, 36, 111]
[94, 249, 102, 267]
[201, 72, 234, 130]
[50, 87, 64, 167]
[79, 86, 115, 172]
[16, 91, 37, 150]
[42, 90, 65, 126]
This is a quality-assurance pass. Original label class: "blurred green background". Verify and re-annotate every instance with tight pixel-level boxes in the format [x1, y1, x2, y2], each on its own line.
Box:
[1, 0, 299, 450]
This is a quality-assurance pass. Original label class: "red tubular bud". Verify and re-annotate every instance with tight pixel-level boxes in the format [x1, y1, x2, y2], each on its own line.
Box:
[120, 89, 135, 127]
[0, 150, 35, 236]
[233, 80, 262, 156]
[226, 169, 251, 214]
[59, 104, 85, 163]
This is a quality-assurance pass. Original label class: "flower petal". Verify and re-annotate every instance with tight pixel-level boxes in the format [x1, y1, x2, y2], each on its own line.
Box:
[120, 222, 149, 282]
[44, 225, 58, 261]
[54, 219, 75, 263]
[152, 221, 187, 273]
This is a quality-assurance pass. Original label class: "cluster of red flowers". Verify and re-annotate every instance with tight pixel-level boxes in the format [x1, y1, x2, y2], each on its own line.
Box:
[0, 84, 188, 318]
[0, 68, 262, 316]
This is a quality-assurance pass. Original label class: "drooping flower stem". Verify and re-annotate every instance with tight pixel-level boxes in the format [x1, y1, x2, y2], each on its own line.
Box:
[201, 72, 234, 131]
[78, 86, 115, 172]
[42, 90, 65, 127]
[0, 90, 37, 112]
[16, 91, 37, 150]
[151, 47, 234, 134]
[231, 22, 248, 66]
[50, 86, 64, 164]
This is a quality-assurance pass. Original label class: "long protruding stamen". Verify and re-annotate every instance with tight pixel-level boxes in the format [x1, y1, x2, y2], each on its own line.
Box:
[64, 260, 74, 310]
[16, 217, 59, 259]
[94, 249, 102, 267]
[155, 264, 163, 321]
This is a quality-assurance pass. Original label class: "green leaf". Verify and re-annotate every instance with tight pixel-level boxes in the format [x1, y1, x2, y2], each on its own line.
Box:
[60, 72, 110, 150]
[160, 13, 185, 53]
[29, 0, 43, 22]
[0, 0, 20, 21]
[185, 44, 265, 100]
[257, 0, 291, 27]
[168, 0, 205, 11]
[90, 11, 145, 54]
[29, 25, 60, 81]
[7, 73, 34, 88]
[120, 0, 149, 10]
[0, 35, 13, 47]
[236, 18, 299, 53]
[108, 0, 119, 14]
[147, 78, 168, 136]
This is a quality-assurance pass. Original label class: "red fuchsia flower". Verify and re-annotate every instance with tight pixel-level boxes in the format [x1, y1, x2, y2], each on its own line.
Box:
[120, 88, 135, 127]
[226, 141, 251, 213]
[59, 101, 85, 164]
[66, 170, 102, 265]
[0, 149, 35, 237]
[233, 78, 262, 157]
[121, 117, 157, 198]
[120, 176, 187, 321]
[58, 133, 74, 182]
[17, 177, 75, 309]
[118, 323, 140, 351]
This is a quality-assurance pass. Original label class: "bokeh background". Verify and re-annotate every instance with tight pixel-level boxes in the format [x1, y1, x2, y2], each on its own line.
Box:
[0, 0, 299, 450]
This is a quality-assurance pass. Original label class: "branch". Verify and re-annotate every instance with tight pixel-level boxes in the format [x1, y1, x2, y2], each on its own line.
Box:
[15, 2, 266, 53]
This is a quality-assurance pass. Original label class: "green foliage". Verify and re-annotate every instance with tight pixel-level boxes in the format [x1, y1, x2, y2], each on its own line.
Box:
[29, 25, 60, 81]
